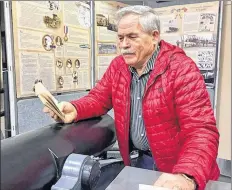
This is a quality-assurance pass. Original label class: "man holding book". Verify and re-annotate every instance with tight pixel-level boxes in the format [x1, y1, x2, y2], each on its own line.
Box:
[43, 5, 220, 190]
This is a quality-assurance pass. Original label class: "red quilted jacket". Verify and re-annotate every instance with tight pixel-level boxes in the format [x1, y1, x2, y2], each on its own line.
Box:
[71, 40, 220, 190]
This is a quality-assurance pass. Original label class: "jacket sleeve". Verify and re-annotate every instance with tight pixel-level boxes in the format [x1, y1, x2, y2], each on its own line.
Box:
[171, 56, 219, 190]
[70, 59, 117, 121]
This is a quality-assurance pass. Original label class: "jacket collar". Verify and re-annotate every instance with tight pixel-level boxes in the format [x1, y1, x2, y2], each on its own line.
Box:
[129, 45, 160, 76]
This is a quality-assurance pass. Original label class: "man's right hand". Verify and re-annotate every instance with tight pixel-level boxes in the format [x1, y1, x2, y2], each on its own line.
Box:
[43, 101, 77, 123]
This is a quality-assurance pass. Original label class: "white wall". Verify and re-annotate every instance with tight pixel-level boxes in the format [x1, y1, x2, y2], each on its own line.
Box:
[216, 1, 231, 160]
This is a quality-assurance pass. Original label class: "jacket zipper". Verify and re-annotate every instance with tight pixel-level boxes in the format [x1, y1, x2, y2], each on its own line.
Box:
[124, 65, 169, 166]
[143, 65, 169, 99]
[125, 87, 131, 165]
[141, 65, 169, 169]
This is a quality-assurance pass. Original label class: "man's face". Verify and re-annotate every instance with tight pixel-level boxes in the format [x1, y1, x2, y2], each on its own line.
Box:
[117, 14, 159, 67]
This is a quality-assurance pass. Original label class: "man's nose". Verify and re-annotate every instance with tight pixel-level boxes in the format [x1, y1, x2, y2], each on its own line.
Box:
[121, 38, 130, 48]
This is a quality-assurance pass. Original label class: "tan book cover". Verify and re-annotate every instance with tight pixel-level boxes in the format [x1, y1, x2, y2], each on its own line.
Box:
[34, 80, 65, 122]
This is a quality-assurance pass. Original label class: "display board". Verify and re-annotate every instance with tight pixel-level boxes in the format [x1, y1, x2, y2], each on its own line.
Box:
[12, 1, 91, 98]
[155, 1, 219, 89]
[95, 1, 127, 81]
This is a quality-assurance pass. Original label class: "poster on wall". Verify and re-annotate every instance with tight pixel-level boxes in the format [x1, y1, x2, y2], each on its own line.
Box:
[95, 1, 127, 81]
[155, 1, 219, 88]
[12, 1, 91, 98]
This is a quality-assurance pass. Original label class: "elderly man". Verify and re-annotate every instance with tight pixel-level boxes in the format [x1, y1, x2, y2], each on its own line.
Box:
[44, 5, 219, 190]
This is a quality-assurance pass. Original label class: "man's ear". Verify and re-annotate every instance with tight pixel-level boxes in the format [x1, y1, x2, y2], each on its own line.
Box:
[152, 30, 160, 44]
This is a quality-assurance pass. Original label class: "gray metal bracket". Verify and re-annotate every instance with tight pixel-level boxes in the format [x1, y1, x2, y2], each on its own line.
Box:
[51, 154, 89, 190]
[51, 153, 101, 190]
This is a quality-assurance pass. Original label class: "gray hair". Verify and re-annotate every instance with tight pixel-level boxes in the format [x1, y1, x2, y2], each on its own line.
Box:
[115, 5, 160, 33]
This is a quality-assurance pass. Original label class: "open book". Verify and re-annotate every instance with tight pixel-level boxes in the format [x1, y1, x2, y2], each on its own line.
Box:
[34, 80, 65, 122]
[139, 184, 171, 190]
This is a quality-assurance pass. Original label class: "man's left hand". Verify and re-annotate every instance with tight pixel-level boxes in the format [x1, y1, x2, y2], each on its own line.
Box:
[154, 173, 196, 190]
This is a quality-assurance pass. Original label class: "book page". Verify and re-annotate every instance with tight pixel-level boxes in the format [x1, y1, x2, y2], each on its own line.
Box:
[139, 184, 171, 190]
[34, 81, 65, 121]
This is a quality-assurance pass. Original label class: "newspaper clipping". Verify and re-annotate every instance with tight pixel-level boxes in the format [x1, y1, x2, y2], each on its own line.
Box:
[12, 1, 91, 97]
[98, 43, 117, 55]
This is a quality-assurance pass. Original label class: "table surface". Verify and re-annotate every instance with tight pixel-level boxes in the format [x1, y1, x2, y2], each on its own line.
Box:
[106, 166, 231, 190]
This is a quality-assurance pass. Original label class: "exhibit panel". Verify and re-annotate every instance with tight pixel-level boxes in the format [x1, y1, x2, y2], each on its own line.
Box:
[95, 1, 127, 81]
[11, 1, 92, 98]
[155, 1, 219, 89]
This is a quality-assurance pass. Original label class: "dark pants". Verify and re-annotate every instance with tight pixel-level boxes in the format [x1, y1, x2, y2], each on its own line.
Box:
[132, 153, 158, 171]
